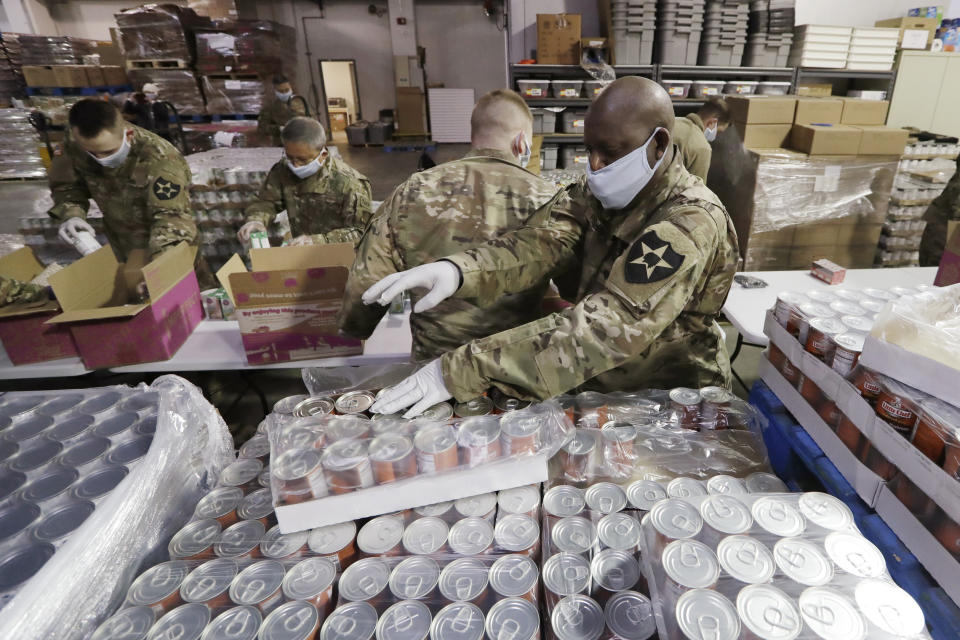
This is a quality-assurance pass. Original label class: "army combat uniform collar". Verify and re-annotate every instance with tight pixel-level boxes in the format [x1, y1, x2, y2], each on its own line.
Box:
[463, 148, 521, 166]
[685, 112, 706, 133]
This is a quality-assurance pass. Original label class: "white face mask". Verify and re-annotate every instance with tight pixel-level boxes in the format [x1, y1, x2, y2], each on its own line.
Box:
[515, 133, 531, 168]
[286, 151, 325, 179]
[89, 131, 132, 169]
[144, 92, 158, 101]
[586, 127, 666, 210]
[704, 124, 718, 142]
[275, 90, 293, 102]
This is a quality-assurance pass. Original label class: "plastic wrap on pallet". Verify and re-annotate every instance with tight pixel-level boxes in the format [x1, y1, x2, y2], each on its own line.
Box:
[194, 20, 294, 73]
[201, 75, 267, 115]
[0, 108, 45, 179]
[127, 69, 205, 115]
[115, 3, 211, 62]
[0, 375, 235, 640]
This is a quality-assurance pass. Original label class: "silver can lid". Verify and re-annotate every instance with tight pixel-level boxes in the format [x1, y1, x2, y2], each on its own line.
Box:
[706, 475, 747, 495]
[562, 429, 596, 455]
[322, 438, 370, 472]
[20, 466, 79, 503]
[389, 556, 441, 600]
[808, 316, 846, 337]
[737, 584, 802, 640]
[369, 432, 414, 463]
[497, 485, 540, 516]
[181, 557, 238, 602]
[320, 602, 378, 640]
[420, 402, 454, 422]
[91, 412, 138, 439]
[260, 601, 320, 640]
[799, 587, 866, 640]
[834, 332, 866, 353]
[626, 480, 666, 511]
[591, 548, 640, 592]
[699, 495, 753, 535]
[147, 604, 210, 640]
[31, 499, 94, 542]
[414, 501, 454, 518]
[824, 531, 886, 578]
[239, 434, 270, 460]
[648, 498, 703, 540]
[0, 396, 43, 420]
[402, 516, 448, 555]
[832, 289, 864, 303]
[0, 439, 16, 465]
[543, 485, 585, 517]
[58, 436, 110, 467]
[717, 535, 775, 584]
[194, 486, 244, 520]
[700, 386, 735, 405]
[494, 514, 539, 552]
[357, 515, 405, 555]
[5, 414, 53, 442]
[282, 556, 337, 600]
[413, 424, 457, 454]
[489, 554, 538, 598]
[499, 411, 542, 439]
[799, 492, 854, 531]
[168, 519, 222, 559]
[601, 420, 637, 444]
[543, 552, 590, 596]
[127, 560, 191, 606]
[745, 472, 788, 494]
[44, 414, 95, 442]
[215, 520, 266, 557]
[448, 517, 494, 555]
[236, 487, 274, 521]
[280, 394, 313, 416]
[605, 591, 656, 640]
[199, 606, 261, 640]
[774, 538, 834, 586]
[279, 422, 323, 450]
[454, 396, 494, 418]
[486, 598, 539, 640]
[675, 589, 740, 640]
[438, 556, 488, 602]
[69, 466, 125, 503]
[854, 579, 925, 637]
[551, 594, 605, 640]
[340, 557, 391, 601]
[335, 391, 377, 415]
[75, 391, 122, 416]
[667, 477, 708, 499]
[454, 492, 497, 518]
[134, 416, 158, 437]
[662, 539, 720, 589]
[0, 542, 54, 591]
[118, 391, 160, 414]
[430, 602, 484, 640]
[229, 560, 285, 605]
[260, 525, 309, 559]
[0, 469, 25, 502]
[36, 393, 85, 418]
[275, 448, 324, 481]
[377, 600, 432, 640]
[9, 438, 62, 472]
[325, 415, 371, 442]
[584, 482, 627, 514]
[106, 435, 153, 466]
[752, 497, 806, 538]
[307, 520, 357, 555]
[550, 515, 598, 554]
[91, 605, 155, 640]
[841, 315, 873, 334]
[0, 501, 41, 542]
[259, 470, 273, 489]
[219, 458, 263, 487]
[670, 387, 701, 407]
[597, 512, 640, 551]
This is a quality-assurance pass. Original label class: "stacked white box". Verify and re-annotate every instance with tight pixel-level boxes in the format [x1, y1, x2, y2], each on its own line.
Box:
[789, 24, 852, 68]
[699, 0, 749, 66]
[847, 26, 900, 71]
[655, 0, 705, 65]
[612, 0, 657, 64]
[744, 0, 795, 66]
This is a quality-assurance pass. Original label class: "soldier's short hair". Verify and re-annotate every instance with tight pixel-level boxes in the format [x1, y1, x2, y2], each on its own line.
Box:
[69, 99, 122, 138]
[281, 117, 326, 149]
[273, 74, 289, 85]
[699, 97, 731, 125]
[472, 89, 532, 131]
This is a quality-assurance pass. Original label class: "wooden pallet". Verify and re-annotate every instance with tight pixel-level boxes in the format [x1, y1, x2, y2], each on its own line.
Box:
[202, 72, 261, 81]
[125, 59, 190, 70]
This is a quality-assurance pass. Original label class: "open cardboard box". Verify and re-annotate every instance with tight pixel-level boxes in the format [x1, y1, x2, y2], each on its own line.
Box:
[217, 244, 363, 365]
[0, 248, 79, 365]
[47, 243, 202, 369]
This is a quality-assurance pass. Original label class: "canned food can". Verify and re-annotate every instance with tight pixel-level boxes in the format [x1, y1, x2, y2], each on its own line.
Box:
[70, 465, 129, 502]
[717, 535, 774, 585]
[8, 438, 62, 473]
[169, 519, 222, 561]
[339, 557, 391, 604]
[325, 415, 372, 443]
[818, 400, 842, 430]
[805, 317, 846, 362]
[744, 472, 788, 494]
[705, 475, 747, 496]
[235, 487, 274, 525]
[260, 525, 309, 560]
[454, 397, 493, 418]
[290, 395, 331, 418]
[75, 391, 123, 417]
[134, 415, 158, 438]
[376, 600, 432, 640]
[662, 539, 720, 599]
[229, 560, 285, 613]
[591, 548, 641, 595]
[914, 399, 960, 464]
[675, 590, 740, 640]
[666, 477, 707, 499]
[489, 554, 539, 601]
[597, 512, 640, 551]
[456, 417, 501, 467]
[862, 287, 897, 303]
[274, 448, 328, 503]
[833, 289, 865, 303]
[5, 414, 54, 442]
[852, 367, 882, 404]
[319, 602, 378, 640]
[180, 557, 237, 608]
[854, 579, 926, 637]
[829, 300, 865, 318]
[219, 458, 264, 490]
[491, 389, 531, 413]
[766, 344, 787, 371]
[700, 386, 735, 430]
[420, 402, 454, 422]
[322, 438, 375, 494]
[797, 374, 824, 408]
[126, 560, 190, 614]
[830, 333, 865, 377]
[91, 412, 138, 440]
[485, 597, 539, 640]
[558, 429, 595, 482]
[543, 552, 590, 600]
[370, 433, 418, 484]
[282, 557, 337, 613]
[335, 391, 377, 415]
[626, 480, 666, 511]
[307, 521, 357, 570]
[44, 414, 95, 443]
[575, 391, 608, 427]
[824, 531, 885, 578]
[454, 493, 497, 521]
[30, 500, 94, 544]
[798, 492, 853, 531]
[19, 467, 78, 504]
[148, 604, 210, 640]
[875, 383, 918, 437]
[238, 434, 270, 461]
[438, 556, 489, 603]
[35, 393, 85, 418]
[499, 412, 541, 456]
[774, 538, 834, 586]
[550, 516, 598, 554]
[647, 498, 703, 542]
[448, 516, 495, 555]
[279, 422, 324, 450]
[860, 441, 896, 480]
[414, 424, 459, 473]
[498, 485, 541, 519]
[414, 501, 455, 520]
[259, 601, 320, 640]
[543, 485, 585, 518]
[798, 587, 866, 639]
[90, 605, 155, 640]
[699, 495, 753, 536]
[0, 396, 43, 420]
[600, 421, 637, 474]
[402, 516, 449, 555]
[670, 388, 702, 430]
[551, 594, 605, 640]
[106, 435, 153, 466]
[604, 591, 656, 640]
[840, 314, 873, 335]
[57, 436, 110, 470]
[194, 486, 244, 527]
[584, 482, 627, 514]
[357, 515, 405, 556]
[835, 415, 865, 456]
[751, 496, 805, 537]
[736, 584, 802, 640]
[389, 556, 441, 600]
[774, 292, 809, 333]
[199, 606, 262, 640]
[494, 514, 540, 554]
[216, 520, 266, 559]
[430, 602, 485, 640]
[371, 416, 410, 436]
[796, 303, 835, 346]
[780, 357, 801, 386]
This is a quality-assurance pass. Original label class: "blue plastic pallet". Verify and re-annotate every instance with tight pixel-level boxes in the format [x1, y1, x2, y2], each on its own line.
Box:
[26, 85, 132, 96]
[750, 380, 960, 640]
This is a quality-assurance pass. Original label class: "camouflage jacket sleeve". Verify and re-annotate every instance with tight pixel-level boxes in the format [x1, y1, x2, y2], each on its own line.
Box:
[146, 158, 198, 258]
[440, 216, 713, 402]
[0, 276, 49, 307]
[687, 146, 710, 182]
[244, 166, 284, 227]
[337, 196, 400, 339]
[347, 177, 374, 230]
[923, 156, 960, 225]
[47, 152, 91, 221]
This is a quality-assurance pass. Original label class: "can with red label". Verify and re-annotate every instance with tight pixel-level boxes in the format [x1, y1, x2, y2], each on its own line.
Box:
[456, 416, 501, 467]
[322, 438, 375, 493]
[236, 488, 274, 526]
[369, 433, 417, 484]
[670, 388, 702, 430]
[414, 424, 459, 473]
[804, 317, 845, 362]
[830, 332, 865, 378]
[875, 381, 918, 438]
[766, 344, 787, 372]
[796, 302, 836, 345]
[780, 357, 801, 386]
[454, 396, 494, 418]
[797, 374, 824, 409]
[180, 557, 237, 610]
[860, 442, 896, 480]
[307, 521, 357, 571]
[238, 434, 270, 462]
[357, 515, 405, 557]
[601, 421, 637, 473]
[852, 367, 882, 404]
[818, 400, 842, 430]
[168, 519, 221, 561]
[931, 509, 960, 557]
[125, 560, 190, 615]
[892, 475, 935, 522]
[700, 386, 735, 430]
[499, 412, 541, 456]
[557, 429, 596, 483]
[774, 292, 809, 334]
[836, 415, 865, 457]
[575, 391, 609, 428]
[274, 448, 328, 503]
[215, 520, 266, 559]
[913, 399, 960, 464]
[334, 390, 376, 415]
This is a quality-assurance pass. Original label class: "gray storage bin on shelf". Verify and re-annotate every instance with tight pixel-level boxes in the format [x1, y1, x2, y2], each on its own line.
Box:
[367, 121, 393, 145]
[561, 144, 589, 170]
[541, 144, 558, 171]
[561, 109, 587, 134]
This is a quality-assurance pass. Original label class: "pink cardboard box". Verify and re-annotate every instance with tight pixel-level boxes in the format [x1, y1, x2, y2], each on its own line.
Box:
[47, 243, 202, 369]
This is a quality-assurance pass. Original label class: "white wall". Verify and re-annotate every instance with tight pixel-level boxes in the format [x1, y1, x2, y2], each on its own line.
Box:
[794, 0, 946, 26]
[508, 0, 601, 62]
[0, 5, 10, 32]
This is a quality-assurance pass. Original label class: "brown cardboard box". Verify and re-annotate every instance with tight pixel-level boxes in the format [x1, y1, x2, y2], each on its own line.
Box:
[733, 122, 792, 149]
[797, 83, 833, 97]
[794, 98, 844, 125]
[875, 17, 940, 47]
[85, 66, 106, 87]
[537, 14, 582, 65]
[396, 87, 426, 135]
[22, 66, 57, 88]
[840, 98, 889, 125]
[793, 223, 883, 247]
[852, 125, 909, 155]
[53, 65, 90, 88]
[90, 41, 124, 66]
[789, 124, 862, 155]
[726, 96, 797, 124]
[101, 66, 128, 86]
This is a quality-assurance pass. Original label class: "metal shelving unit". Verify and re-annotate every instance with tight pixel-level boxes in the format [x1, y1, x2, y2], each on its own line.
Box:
[524, 98, 591, 107]
[659, 65, 794, 79]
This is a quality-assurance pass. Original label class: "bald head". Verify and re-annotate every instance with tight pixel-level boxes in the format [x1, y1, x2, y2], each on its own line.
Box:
[584, 76, 675, 171]
[471, 89, 533, 157]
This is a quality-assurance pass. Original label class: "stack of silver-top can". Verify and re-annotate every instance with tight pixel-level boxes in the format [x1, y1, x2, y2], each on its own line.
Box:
[640, 491, 933, 640]
[0, 388, 159, 609]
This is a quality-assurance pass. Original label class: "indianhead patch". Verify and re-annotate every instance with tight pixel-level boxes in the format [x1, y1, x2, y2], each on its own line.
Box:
[152, 177, 182, 201]
[624, 230, 684, 284]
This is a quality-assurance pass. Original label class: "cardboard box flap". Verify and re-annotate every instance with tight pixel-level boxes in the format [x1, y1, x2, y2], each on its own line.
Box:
[0, 247, 44, 282]
[48, 245, 127, 313]
[229, 266, 350, 307]
[250, 243, 356, 272]
[216, 253, 247, 305]
[47, 303, 149, 324]
[142, 242, 196, 302]
[0, 300, 61, 320]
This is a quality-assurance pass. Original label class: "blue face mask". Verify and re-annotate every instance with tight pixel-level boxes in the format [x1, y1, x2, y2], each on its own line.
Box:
[276, 90, 293, 102]
[88, 131, 132, 169]
[704, 125, 718, 142]
[285, 151, 325, 179]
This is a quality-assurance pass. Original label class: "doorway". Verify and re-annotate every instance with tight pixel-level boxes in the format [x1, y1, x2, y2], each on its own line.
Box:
[319, 60, 361, 143]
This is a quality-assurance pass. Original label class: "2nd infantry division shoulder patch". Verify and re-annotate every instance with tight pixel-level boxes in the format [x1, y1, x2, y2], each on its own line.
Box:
[153, 177, 182, 201]
[624, 230, 684, 284]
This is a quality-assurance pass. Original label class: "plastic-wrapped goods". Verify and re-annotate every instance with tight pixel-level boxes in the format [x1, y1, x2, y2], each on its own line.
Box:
[201, 74, 268, 114]
[194, 20, 295, 74]
[126, 68, 205, 115]
[114, 3, 211, 62]
[0, 376, 234, 639]
[17, 35, 96, 66]
[0, 33, 26, 107]
[0, 109, 45, 179]
[641, 492, 932, 640]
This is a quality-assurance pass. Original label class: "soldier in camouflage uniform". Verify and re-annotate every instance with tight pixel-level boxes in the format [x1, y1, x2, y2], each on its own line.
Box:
[919, 154, 960, 266]
[240, 117, 372, 247]
[257, 75, 308, 146]
[338, 89, 566, 362]
[48, 100, 203, 275]
[0, 276, 48, 307]
[367, 77, 740, 416]
[672, 97, 730, 181]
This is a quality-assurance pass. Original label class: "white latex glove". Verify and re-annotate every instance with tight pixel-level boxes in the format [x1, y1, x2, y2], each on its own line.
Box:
[58, 218, 96, 244]
[288, 234, 314, 246]
[370, 358, 453, 418]
[362, 261, 461, 313]
[237, 221, 267, 243]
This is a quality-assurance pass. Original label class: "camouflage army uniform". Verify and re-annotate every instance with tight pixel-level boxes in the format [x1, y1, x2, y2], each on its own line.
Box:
[438, 148, 740, 402]
[338, 148, 567, 362]
[48, 125, 198, 262]
[0, 276, 48, 307]
[244, 154, 373, 245]
[672, 113, 711, 181]
[919, 155, 960, 266]
[257, 98, 307, 146]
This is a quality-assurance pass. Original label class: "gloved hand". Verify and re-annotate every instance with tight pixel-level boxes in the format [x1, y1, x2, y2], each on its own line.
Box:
[237, 221, 267, 243]
[58, 218, 96, 245]
[288, 234, 314, 246]
[370, 358, 453, 418]
[362, 261, 461, 313]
